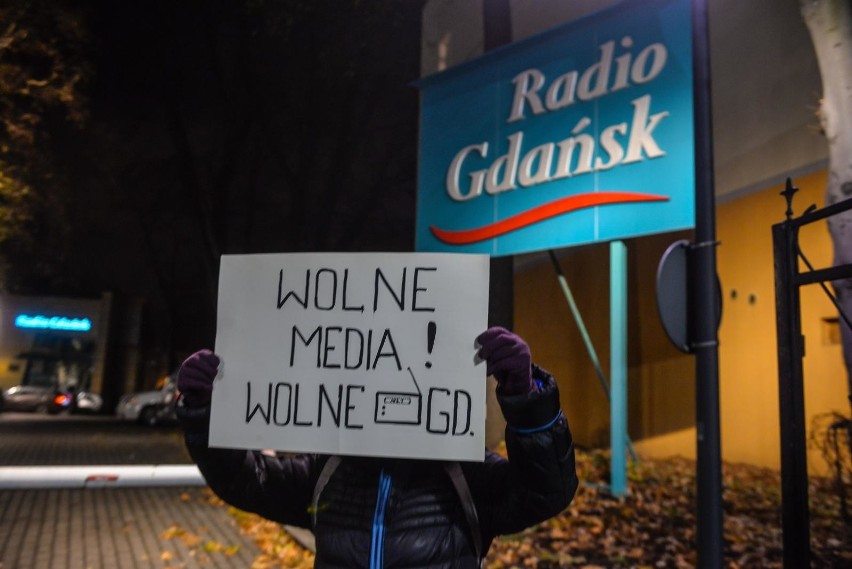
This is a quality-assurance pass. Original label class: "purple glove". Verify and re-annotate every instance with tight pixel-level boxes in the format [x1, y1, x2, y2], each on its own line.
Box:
[476, 327, 534, 395]
[177, 349, 220, 406]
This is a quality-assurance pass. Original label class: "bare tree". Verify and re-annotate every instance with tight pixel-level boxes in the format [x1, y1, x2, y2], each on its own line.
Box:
[801, 0, 852, 409]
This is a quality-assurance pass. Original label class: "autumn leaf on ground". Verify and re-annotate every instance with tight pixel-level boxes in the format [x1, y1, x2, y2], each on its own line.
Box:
[204, 540, 224, 553]
[160, 525, 184, 540]
[180, 531, 203, 548]
[201, 487, 225, 506]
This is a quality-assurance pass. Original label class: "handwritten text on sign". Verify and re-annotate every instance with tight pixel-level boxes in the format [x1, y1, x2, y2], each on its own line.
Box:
[209, 252, 490, 461]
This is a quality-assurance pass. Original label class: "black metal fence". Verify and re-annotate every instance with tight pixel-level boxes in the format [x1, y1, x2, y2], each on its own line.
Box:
[772, 178, 852, 568]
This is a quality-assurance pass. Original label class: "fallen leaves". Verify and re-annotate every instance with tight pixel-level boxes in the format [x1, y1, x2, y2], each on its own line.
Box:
[226, 508, 315, 569]
[159, 510, 242, 566]
[179, 450, 849, 568]
[483, 448, 849, 568]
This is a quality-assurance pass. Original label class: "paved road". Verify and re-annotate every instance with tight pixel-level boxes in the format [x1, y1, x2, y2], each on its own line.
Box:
[0, 413, 190, 466]
[0, 412, 264, 569]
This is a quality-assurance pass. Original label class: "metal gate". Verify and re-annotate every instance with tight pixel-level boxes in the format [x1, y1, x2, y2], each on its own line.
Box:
[772, 178, 852, 568]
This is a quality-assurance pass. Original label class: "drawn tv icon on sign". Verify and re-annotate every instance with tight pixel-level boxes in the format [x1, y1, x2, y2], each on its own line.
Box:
[374, 368, 423, 425]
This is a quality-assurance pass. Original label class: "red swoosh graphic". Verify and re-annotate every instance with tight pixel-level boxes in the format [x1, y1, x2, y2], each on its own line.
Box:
[430, 191, 669, 245]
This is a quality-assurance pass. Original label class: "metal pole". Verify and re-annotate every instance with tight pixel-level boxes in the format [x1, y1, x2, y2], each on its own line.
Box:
[549, 251, 610, 392]
[483, 0, 514, 331]
[548, 250, 638, 465]
[691, 1, 723, 566]
[772, 183, 811, 566]
[610, 240, 628, 497]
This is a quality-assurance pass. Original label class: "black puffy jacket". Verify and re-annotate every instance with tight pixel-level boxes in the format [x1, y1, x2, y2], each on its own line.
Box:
[178, 366, 578, 569]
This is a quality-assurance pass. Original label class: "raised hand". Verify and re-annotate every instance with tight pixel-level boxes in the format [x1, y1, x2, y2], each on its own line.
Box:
[476, 327, 534, 395]
[177, 349, 220, 406]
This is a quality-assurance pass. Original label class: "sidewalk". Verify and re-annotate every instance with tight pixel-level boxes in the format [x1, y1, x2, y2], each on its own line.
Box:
[0, 486, 260, 569]
[0, 413, 264, 569]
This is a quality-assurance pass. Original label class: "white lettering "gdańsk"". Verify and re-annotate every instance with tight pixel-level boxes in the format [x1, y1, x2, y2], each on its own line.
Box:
[444, 36, 671, 202]
[446, 95, 669, 201]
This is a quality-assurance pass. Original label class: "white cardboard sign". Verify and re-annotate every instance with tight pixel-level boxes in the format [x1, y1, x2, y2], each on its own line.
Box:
[209, 252, 490, 462]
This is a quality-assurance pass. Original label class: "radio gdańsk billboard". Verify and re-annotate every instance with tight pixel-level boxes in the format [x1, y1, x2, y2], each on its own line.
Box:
[415, 0, 694, 256]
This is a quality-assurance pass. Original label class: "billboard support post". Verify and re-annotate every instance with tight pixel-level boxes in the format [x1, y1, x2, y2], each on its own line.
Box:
[610, 240, 628, 497]
[548, 249, 638, 485]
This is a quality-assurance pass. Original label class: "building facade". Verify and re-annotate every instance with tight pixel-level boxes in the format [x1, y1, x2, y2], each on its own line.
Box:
[0, 294, 111, 396]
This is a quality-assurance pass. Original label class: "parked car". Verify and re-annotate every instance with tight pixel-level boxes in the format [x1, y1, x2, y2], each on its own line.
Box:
[2, 385, 69, 414]
[72, 391, 104, 414]
[115, 380, 178, 426]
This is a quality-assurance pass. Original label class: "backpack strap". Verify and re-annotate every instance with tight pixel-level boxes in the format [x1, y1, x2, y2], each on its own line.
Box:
[311, 455, 342, 529]
[444, 461, 483, 565]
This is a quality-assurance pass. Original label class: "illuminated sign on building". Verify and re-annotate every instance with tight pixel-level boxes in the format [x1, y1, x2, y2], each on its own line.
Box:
[416, 0, 694, 256]
[14, 314, 93, 332]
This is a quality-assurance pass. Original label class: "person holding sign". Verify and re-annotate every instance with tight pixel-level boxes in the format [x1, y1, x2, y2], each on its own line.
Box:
[176, 326, 577, 568]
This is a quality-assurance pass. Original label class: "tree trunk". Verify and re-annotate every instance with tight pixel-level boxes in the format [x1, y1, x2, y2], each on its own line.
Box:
[801, 0, 852, 409]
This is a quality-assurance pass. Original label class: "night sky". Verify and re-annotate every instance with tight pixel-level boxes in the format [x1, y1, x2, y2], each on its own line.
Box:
[4, 0, 426, 370]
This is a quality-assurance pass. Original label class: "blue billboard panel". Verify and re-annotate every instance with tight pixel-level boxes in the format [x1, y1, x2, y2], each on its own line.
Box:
[416, 0, 694, 256]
